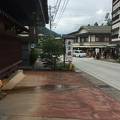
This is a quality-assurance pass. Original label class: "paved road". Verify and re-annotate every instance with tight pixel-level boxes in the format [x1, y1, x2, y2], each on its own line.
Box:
[73, 58, 120, 90]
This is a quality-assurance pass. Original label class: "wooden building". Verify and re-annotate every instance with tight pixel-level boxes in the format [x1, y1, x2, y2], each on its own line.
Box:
[75, 26, 111, 57]
[0, 0, 48, 79]
[64, 26, 112, 60]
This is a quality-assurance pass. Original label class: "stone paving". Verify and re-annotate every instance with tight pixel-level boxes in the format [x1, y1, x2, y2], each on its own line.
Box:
[0, 71, 120, 120]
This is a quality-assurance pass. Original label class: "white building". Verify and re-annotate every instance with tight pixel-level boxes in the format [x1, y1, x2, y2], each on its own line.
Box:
[112, 0, 120, 42]
[112, 0, 120, 58]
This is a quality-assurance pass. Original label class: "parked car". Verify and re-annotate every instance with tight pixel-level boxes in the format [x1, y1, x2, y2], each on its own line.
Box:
[73, 50, 87, 58]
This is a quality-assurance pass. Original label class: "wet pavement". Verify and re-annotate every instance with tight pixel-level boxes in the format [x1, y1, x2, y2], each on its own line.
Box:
[0, 71, 120, 120]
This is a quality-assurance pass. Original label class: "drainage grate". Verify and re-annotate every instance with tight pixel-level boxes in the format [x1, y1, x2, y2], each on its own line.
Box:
[41, 84, 71, 91]
[40, 84, 81, 92]
[98, 85, 111, 88]
[41, 85, 57, 91]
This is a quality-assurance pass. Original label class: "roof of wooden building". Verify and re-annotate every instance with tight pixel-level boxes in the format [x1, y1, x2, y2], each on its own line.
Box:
[79, 26, 111, 34]
[0, 0, 49, 25]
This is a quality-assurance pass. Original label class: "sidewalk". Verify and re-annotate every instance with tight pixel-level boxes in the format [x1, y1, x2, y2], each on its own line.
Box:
[0, 71, 120, 120]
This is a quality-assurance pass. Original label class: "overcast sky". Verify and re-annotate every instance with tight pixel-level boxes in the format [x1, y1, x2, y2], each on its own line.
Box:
[47, 0, 112, 34]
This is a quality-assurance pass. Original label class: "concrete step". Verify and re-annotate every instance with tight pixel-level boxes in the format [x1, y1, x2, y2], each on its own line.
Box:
[2, 70, 25, 90]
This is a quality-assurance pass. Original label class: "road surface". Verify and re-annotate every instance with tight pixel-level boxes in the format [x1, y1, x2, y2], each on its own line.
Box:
[73, 58, 120, 90]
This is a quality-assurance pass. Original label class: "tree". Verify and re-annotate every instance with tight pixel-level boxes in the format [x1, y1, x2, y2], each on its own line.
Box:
[40, 37, 64, 70]
[94, 22, 99, 26]
[105, 12, 112, 26]
[101, 23, 104, 26]
[106, 19, 112, 26]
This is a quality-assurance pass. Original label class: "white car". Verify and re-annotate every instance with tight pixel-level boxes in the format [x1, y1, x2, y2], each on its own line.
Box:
[73, 50, 87, 58]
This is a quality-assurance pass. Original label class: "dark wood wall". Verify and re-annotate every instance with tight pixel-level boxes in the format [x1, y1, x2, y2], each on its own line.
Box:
[0, 32, 22, 79]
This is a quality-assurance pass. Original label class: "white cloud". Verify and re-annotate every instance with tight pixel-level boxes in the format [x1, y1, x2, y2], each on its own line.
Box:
[53, 16, 91, 34]
[47, 0, 112, 34]
[96, 9, 106, 16]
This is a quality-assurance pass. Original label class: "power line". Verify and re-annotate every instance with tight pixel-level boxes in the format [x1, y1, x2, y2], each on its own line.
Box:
[57, 0, 68, 20]
[55, 0, 70, 28]
[55, 0, 67, 21]
[48, 0, 70, 30]
[48, 0, 63, 29]
[55, 0, 59, 7]
[53, 0, 62, 22]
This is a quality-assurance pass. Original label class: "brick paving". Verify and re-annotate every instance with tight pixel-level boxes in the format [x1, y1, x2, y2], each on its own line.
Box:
[0, 71, 120, 120]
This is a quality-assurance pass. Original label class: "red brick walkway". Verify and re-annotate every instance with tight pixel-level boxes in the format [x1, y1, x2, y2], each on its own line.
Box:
[1, 71, 120, 120]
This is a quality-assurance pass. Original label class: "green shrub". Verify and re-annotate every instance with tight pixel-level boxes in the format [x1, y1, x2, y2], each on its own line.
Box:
[56, 63, 75, 71]
[40, 38, 64, 70]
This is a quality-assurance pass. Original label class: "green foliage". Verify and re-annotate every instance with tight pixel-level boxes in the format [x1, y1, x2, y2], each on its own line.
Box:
[56, 63, 69, 71]
[94, 22, 99, 26]
[105, 12, 112, 26]
[56, 63, 75, 71]
[40, 37, 64, 70]
[106, 19, 112, 26]
[30, 48, 38, 65]
[117, 57, 120, 63]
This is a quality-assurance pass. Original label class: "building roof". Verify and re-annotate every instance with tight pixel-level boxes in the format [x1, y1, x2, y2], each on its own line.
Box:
[0, 10, 29, 32]
[63, 34, 76, 39]
[0, 0, 49, 25]
[64, 25, 111, 39]
[67, 31, 78, 36]
[79, 26, 111, 34]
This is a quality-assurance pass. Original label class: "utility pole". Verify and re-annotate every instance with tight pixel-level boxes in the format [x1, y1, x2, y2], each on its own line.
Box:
[49, 5, 52, 38]
[63, 37, 66, 68]
[49, 5, 56, 39]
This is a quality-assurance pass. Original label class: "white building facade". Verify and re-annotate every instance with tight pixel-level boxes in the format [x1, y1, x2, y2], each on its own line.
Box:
[112, 0, 120, 58]
[112, 0, 120, 42]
